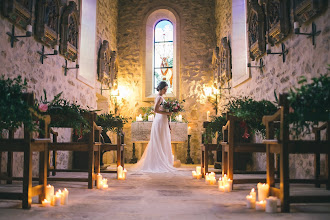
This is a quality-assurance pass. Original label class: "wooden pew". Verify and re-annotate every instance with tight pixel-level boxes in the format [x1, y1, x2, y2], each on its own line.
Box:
[263, 94, 330, 212]
[0, 93, 51, 209]
[47, 112, 102, 189]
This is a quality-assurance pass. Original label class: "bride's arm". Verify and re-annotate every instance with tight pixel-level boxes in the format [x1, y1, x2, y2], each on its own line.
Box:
[154, 97, 172, 116]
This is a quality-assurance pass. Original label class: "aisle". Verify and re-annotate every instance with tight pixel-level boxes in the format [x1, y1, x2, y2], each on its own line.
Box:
[0, 167, 329, 220]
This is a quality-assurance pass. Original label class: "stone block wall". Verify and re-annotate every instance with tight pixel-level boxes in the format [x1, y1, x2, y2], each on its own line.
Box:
[0, 0, 118, 176]
[117, 0, 216, 163]
[215, 0, 330, 178]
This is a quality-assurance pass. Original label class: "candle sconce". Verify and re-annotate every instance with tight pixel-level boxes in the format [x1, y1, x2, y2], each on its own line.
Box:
[37, 45, 59, 64]
[266, 43, 288, 63]
[247, 58, 264, 73]
[7, 24, 32, 48]
[62, 60, 79, 76]
[294, 22, 321, 46]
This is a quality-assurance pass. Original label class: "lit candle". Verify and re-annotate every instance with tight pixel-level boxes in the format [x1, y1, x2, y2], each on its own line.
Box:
[255, 200, 266, 211]
[192, 171, 197, 178]
[196, 173, 202, 179]
[96, 173, 103, 189]
[196, 166, 201, 175]
[45, 184, 54, 202]
[102, 183, 108, 189]
[218, 177, 223, 188]
[257, 183, 269, 202]
[205, 173, 209, 183]
[123, 169, 127, 180]
[227, 178, 233, 192]
[61, 188, 69, 205]
[148, 115, 152, 121]
[42, 199, 51, 207]
[222, 174, 228, 185]
[206, 111, 210, 121]
[250, 188, 256, 201]
[26, 24, 32, 33]
[102, 178, 108, 185]
[117, 165, 123, 180]
[188, 126, 191, 135]
[265, 196, 278, 213]
[136, 116, 139, 121]
[178, 115, 182, 122]
[294, 21, 300, 30]
[246, 195, 256, 209]
[53, 193, 61, 206]
[209, 177, 216, 185]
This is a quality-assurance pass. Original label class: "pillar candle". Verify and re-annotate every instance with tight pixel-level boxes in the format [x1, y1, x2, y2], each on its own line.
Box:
[218, 177, 223, 188]
[53, 193, 61, 206]
[294, 21, 299, 29]
[265, 196, 278, 213]
[61, 188, 69, 205]
[246, 195, 256, 209]
[209, 172, 215, 178]
[96, 173, 103, 189]
[102, 178, 108, 185]
[45, 184, 54, 202]
[250, 188, 256, 201]
[227, 179, 233, 192]
[206, 111, 210, 121]
[255, 200, 266, 211]
[123, 169, 127, 180]
[117, 166, 123, 179]
[188, 126, 191, 135]
[102, 184, 108, 189]
[196, 173, 202, 179]
[178, 115, 182, 122]
[26, 24, 32, 32]
[192, 171, 197, 178]
[209, 177, 216, 185]
[205, 173, 209, 183]
[257, 183, 269, 201]
[196, 166, 201, 174]
[222, 174, 228, 185]
[42, 199, 51, 207]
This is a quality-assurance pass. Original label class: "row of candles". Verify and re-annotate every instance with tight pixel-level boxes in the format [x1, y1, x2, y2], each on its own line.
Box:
[117, 165, 127, 180]
[42, 185, 69, 207]
[136, 114, 184, 122]
[192, 166, 278, 213]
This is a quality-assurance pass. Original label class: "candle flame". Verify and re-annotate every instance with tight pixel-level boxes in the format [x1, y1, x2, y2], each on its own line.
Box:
[251, 188, 255, 192]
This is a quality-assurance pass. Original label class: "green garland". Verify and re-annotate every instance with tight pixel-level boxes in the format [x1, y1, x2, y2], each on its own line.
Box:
[96, 113, 129, 133]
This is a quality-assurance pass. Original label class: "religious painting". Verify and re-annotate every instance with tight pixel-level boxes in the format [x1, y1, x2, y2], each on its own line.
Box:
[97, 40, 111, 86]
[154, 20, 173, 94]
[219, 37, 232, 85]
[247, 0, 266, 61]
[293, 0, 328, 24]
[265, 0, 290, 45]
[60, 1, 79, 61]
[35, 0, 62, 47]
[1, 0, 34, 29]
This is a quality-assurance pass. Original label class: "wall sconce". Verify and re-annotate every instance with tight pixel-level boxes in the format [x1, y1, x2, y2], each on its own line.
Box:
[247, 58, 264, 72]
[266, 43, 288, 63]
[62, 59, 79, 76]
[6, 24, 32, 48]
[37, 45, 59, 64]
[294, 22, 321, 46]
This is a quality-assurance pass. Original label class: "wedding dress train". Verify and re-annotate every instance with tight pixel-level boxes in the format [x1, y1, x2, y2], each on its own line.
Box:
[131, 96, 176, 173]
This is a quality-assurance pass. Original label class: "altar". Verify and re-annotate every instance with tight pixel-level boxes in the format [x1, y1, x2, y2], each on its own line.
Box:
[131, 121, 188, 160]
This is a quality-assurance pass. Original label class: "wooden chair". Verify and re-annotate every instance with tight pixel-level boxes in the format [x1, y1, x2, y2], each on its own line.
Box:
[47, 112, 102, 189]
[99, 131, 125, 173]
[262, 94, 330, 212]
[0, 93, 51, 209]
[221, 114, 266, 187]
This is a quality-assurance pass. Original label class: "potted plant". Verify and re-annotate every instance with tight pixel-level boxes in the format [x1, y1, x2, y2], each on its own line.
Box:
[0, 75, 39, 134]
[286, 73, 330, 137]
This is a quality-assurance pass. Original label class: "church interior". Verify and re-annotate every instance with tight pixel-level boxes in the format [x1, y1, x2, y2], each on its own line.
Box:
[0, 0, 330, 219]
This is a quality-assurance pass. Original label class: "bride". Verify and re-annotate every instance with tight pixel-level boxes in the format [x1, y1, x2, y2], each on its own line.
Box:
[131, 81, 177, 173]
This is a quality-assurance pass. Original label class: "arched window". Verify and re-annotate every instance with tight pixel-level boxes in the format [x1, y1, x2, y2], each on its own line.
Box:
[143, 8, 180, 102]
[154, 20, 173, 94]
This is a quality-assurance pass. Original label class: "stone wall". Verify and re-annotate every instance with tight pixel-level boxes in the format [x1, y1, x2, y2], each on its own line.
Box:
[117, 0, 216, 163]
[0, 0, 118, 176]
[215, 0, 330, 178]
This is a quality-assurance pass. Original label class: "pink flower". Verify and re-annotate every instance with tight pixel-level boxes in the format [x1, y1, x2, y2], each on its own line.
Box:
[39, 103, 48, 112]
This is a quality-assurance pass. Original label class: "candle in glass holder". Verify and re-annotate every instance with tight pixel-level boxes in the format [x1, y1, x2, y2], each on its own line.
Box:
[97, 173, 103, 189]
[257, 183, 269, 201]
[42, 199, 51, 207]
[255, 200, 266, 211]
[265, 196, 278, 213]
[246, 195, 256, 209]
[45, 184, 54, 201]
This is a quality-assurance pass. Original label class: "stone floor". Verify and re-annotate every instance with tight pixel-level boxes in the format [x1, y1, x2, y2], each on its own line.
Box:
[0, 165, 330, 220]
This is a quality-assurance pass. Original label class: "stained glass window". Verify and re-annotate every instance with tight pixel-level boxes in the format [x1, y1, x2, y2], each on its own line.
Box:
[154, 20, 173, 94]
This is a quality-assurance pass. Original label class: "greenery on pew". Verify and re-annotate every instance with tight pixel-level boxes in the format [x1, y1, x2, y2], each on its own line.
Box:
[0, 75, 39, 132]
[96, 112, 129, 133]
[287, 73, 330, 137]
[206, 115, 227, 142]
[225, 97, 278, 137]
[39, 90, 91, 135]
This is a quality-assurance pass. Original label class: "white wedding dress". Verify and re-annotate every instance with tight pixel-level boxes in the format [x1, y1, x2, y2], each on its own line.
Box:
[131, 95, 176, 173]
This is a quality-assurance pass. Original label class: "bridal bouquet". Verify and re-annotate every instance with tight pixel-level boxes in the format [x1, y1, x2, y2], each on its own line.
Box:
[161, 99, 185, 113]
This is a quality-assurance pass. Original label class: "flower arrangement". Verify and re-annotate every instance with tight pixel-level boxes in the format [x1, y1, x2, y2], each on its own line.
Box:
[161, 99, 185, 113]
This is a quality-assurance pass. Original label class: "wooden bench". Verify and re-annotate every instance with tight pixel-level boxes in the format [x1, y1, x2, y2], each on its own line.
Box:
[263, 94, 330, 212]
[0, 93, 51, 209]
[221, 115, 266, 187]
[47, 112, 102, 189]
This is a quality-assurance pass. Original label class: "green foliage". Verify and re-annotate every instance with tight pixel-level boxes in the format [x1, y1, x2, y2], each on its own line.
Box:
[287, 74, 330, 136]
[0, 75, 38, 132]
[96, 112, 129, 133]
[39, 90, 91, 134]
[225, 96, 278, 137]
[139, 106, 154, 121]
[207, 115, 227, 141]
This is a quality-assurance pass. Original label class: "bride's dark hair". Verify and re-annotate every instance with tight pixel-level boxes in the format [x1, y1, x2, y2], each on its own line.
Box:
[156, 81, 168, 92]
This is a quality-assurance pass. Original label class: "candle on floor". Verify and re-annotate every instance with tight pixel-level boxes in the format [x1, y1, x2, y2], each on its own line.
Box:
[222, 174, 228, 185]
[255, 200, 266, 211]
[257, 183, 269, 201]
[205, 173, 209, 183]
[250, 188, 256, 201]
[246, 195, 256, 209]
[218, 177, 223, 188]
[102, 178, 108, 185]
[196, 173, 202, 179]
[208, 176, 216, 185]
[102, 183, 109, 189]
[42, 199, 51, 207]
[45, 184, 54, 202]
[123, 169, 127, 180]
[53, 193, 61, 206]
[97, 173, 103, 189]
[227, 178, 233, 192]
[265, 196, 278, 213]
[192, 171, 197, 178]
[196, 166, 201, 175]
[61, 188, 69, 205]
